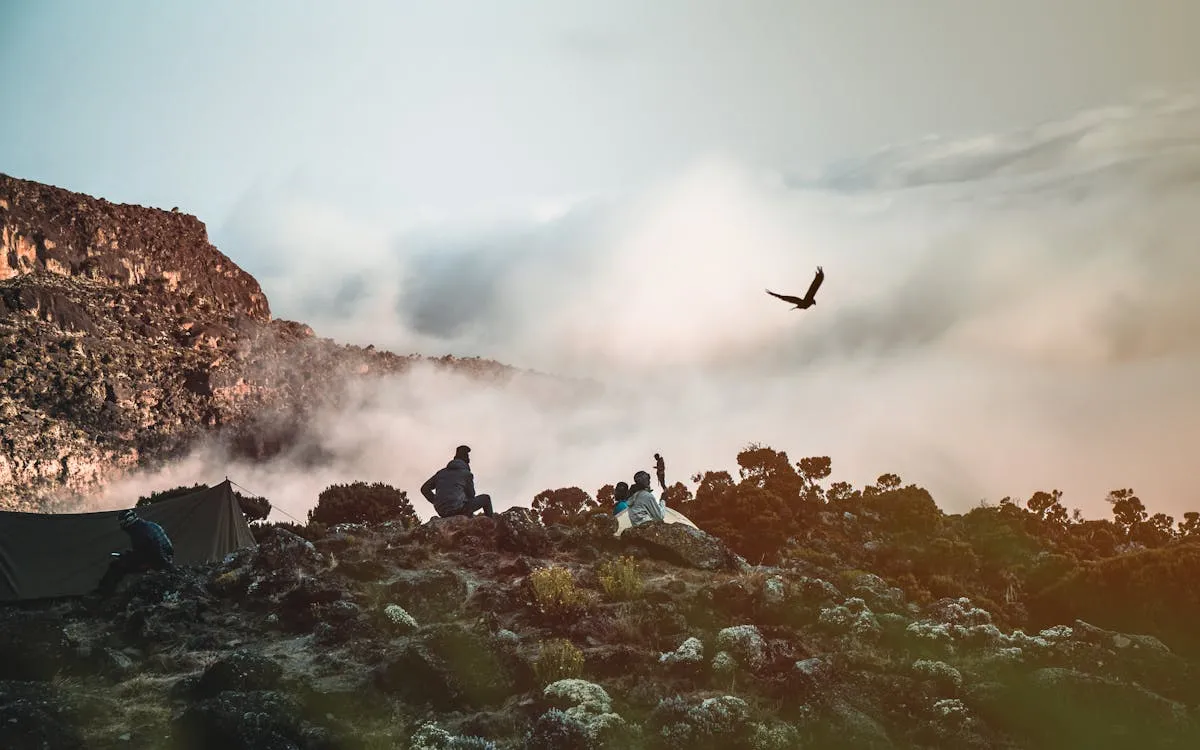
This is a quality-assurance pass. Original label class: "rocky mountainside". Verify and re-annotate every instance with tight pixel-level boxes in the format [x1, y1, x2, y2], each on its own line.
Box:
[0, 174, 521, 510]
[3, 510, 1198, 750]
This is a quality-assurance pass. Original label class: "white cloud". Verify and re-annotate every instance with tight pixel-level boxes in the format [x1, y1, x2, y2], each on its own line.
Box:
[99, 92, 1200, 524]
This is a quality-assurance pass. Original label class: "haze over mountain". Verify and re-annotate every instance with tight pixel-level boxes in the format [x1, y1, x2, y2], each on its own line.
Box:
[86, 93, 1200, 525]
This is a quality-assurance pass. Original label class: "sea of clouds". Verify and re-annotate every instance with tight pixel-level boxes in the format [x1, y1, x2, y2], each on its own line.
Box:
[92, 91, 1200, 524]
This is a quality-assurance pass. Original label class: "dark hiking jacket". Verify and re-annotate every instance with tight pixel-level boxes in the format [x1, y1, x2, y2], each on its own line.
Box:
[126, 519, 174, 564]
[421, 459, 476, 516]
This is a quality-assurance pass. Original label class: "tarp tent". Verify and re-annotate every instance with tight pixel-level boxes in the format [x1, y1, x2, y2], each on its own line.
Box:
[0, 480, 255, 601]
[614, 506, 700, 536]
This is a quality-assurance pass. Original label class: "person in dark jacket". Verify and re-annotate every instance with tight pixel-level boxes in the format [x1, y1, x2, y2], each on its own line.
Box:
[95, 509, 175, 596]
[420, 445, 494, 518]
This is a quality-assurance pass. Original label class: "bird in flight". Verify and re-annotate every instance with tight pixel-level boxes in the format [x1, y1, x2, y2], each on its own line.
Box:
[766, 266, 824, 310]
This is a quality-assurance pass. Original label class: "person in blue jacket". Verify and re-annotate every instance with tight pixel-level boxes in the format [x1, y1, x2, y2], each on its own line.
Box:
[612, 481, 631, 515]
[95, 508, 175, 596]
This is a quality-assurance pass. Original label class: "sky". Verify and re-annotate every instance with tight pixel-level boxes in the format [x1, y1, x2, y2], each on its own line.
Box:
[3, 2, 1200, 522]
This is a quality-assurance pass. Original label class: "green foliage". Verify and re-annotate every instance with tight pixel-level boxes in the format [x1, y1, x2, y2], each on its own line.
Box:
[534, 638, 584, 684]
[1030, 542, 1200, 656]
[596, 555, 643, 600]
[136, 483, 207, 507]
[306, 481, 417, 527]
[249, 520, 320, 544]
[528, 566, 586, 617]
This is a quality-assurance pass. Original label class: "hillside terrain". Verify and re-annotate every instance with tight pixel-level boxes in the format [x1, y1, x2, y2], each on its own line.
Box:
[3, 463, 1200, 750]
[0, 174, 525, 510]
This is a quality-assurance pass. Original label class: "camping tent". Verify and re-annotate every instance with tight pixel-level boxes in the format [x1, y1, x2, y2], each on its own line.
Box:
[614, 506, 700, 536]
[0, 480, 255, 601]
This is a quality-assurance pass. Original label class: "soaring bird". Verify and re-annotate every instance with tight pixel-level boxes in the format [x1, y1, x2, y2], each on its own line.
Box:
[766, 266, 824, 310]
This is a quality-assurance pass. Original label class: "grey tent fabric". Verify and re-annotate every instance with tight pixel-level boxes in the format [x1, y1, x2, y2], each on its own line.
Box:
[0, 480, 255, 601]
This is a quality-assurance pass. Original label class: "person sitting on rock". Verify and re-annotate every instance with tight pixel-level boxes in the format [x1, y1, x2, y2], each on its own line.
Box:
[420, 444, 495, 518]
[95, 509, 175, 596]
[625, 470, 666, 526]
[612, 481, 631, 515]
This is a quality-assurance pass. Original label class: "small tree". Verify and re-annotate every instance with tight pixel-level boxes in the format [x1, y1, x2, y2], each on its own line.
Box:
[1180, 512, 1200, 538]
[532, 487, 599, 527]
[1027, 489, 1069, 532]
[1107, 488, 1147, 537]
[307, 481, 418, 527]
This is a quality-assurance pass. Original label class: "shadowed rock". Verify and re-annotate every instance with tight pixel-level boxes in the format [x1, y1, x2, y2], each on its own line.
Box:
[621, 522, 745, 572]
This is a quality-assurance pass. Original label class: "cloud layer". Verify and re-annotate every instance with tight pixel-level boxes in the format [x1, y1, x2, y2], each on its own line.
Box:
[95, 92, 1200, 524]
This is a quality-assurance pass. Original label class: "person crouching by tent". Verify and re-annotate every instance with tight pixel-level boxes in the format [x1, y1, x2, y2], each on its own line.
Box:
[95, 509, 175, 596]
[420, 445, 495, 518]
[626, 471, 666, 526]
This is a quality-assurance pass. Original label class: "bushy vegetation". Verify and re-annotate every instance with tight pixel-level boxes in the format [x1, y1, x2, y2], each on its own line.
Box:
[513, 442, 1200, 652]
[306, 481, 418, 527]
[596, 555, 643, 601]
[533, 638, 584, 684]
[528, 566, 586, 618]
[532, 487, 599, 527]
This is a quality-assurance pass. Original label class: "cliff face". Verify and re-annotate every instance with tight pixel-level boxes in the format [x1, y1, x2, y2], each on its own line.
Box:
[0, 174, 517, 510]
[1, 174, 269, 321]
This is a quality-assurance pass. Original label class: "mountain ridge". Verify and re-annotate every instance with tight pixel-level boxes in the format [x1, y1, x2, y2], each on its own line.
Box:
[0, 173, 530, 510]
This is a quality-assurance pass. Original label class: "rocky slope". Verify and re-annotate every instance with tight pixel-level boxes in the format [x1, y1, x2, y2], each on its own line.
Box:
[0, 174, 523, 510]
[2, 511, 1197, 750]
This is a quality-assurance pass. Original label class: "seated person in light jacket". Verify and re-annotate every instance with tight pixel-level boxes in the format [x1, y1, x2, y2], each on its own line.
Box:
[625, 470, 666, 526]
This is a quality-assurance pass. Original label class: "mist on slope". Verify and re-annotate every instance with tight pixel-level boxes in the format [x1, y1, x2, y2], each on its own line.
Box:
[94, 91, 1200, 524]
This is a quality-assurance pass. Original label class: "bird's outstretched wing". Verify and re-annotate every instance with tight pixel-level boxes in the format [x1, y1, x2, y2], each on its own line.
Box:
[766, 289, 805, 306]
[801, 266, 824, 304]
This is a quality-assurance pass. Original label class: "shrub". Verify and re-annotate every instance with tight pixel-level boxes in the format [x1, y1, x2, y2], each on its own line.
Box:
[534, 639, 584, 684]
[306, 481, 418, 527]
[532, 487, 600, 527]
[597, 556, 643, 600]
[529, 566, 584, 616]
[250, 520, 319, 544]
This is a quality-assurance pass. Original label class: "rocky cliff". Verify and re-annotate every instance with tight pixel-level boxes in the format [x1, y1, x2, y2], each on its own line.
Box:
[0, 174, 517, 510]
[1, 174, 268, 320]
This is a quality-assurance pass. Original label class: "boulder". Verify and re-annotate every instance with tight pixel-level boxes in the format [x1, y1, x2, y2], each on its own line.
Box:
[386, 568, 468, 622]
[373, 624, 517, 711]
[252, 528, 325, 573]
[172, 690, 307, 750]
[194, 650, 283, 699]
[621, 523, 742, 571]
[495, 507, 551, 556]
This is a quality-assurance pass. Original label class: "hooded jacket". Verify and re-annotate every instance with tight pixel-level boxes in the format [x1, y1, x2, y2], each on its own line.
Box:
[125, 518, 175, 564]
[421, 458, 476, 515]
[626, 487, 666, 526]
